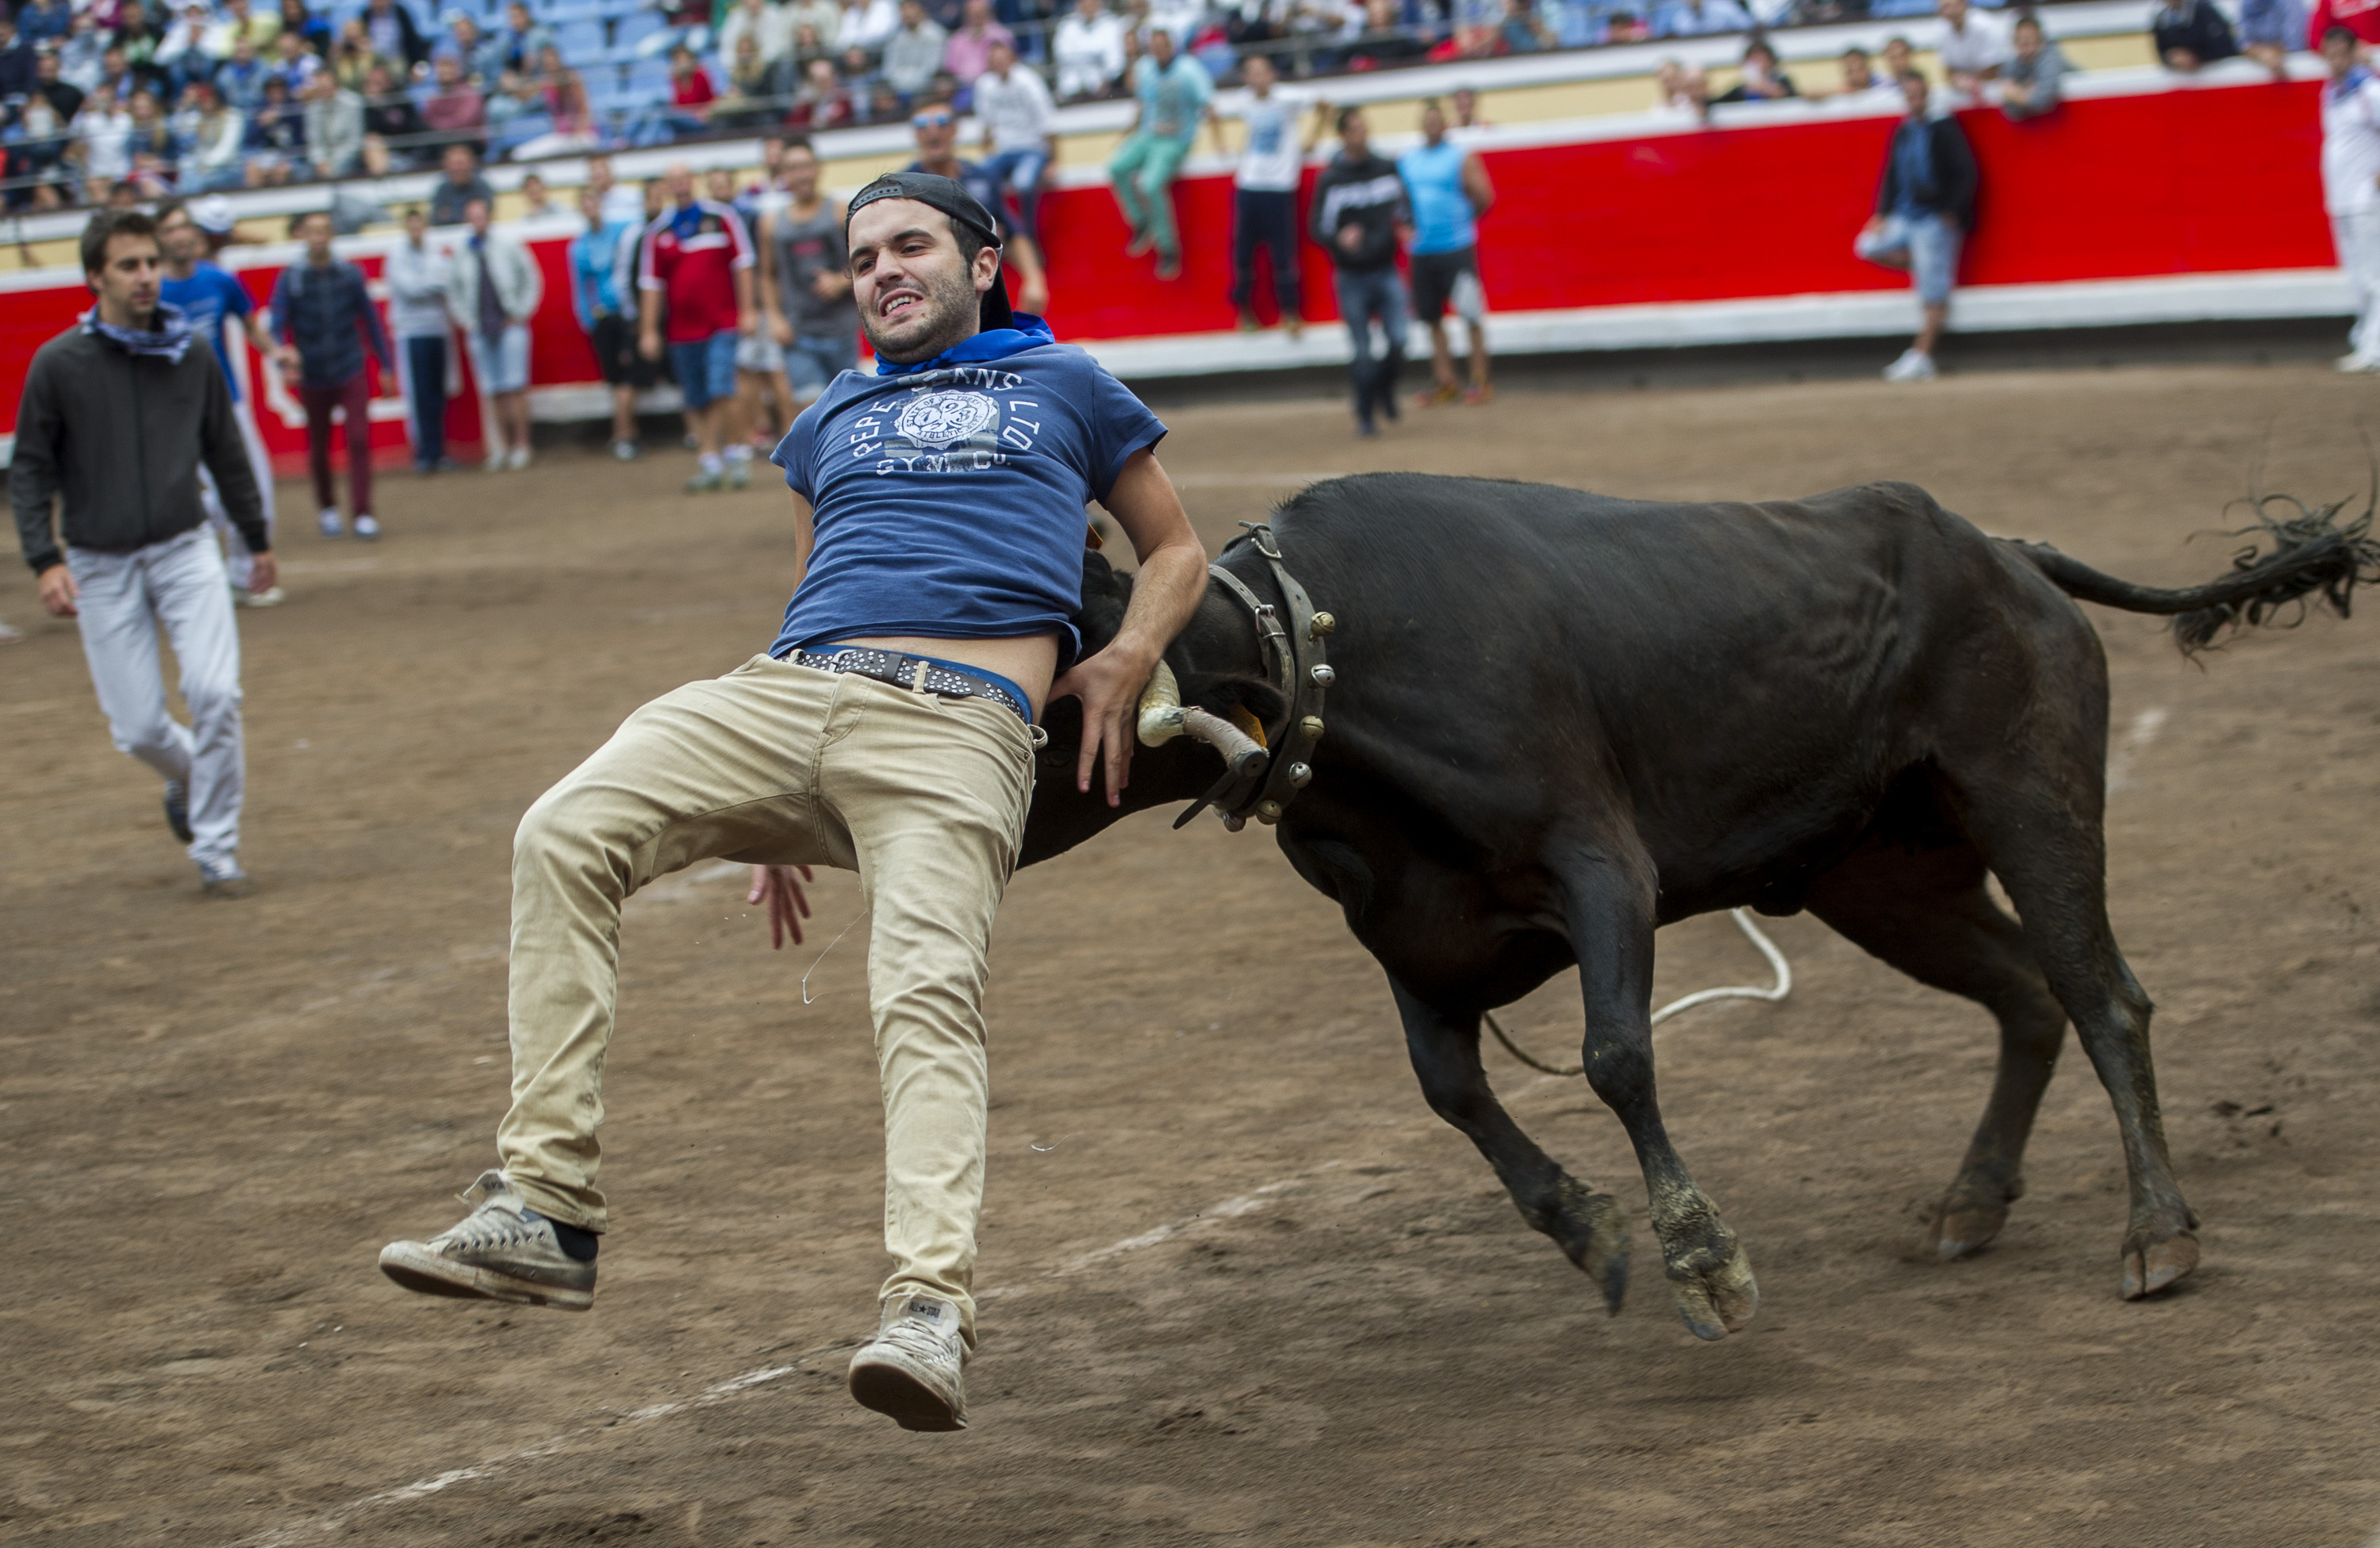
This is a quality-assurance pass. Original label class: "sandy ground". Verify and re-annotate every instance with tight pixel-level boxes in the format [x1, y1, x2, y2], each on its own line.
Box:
[2, 360, 2378, 1548]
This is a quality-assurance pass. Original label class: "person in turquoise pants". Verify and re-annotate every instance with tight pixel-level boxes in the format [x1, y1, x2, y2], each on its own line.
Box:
[1107, 28, 1215, 280]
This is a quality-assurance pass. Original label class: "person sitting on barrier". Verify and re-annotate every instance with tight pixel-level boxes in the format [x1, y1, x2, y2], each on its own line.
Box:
[2239, 0, 2305, 75]
[1712, 35, 1798, 102]
[1856, 68, 1976, 384]
[1107, 25, 1215, 281]
[1993, 13, 2071, 121]
[2151, 0, 2240, 71]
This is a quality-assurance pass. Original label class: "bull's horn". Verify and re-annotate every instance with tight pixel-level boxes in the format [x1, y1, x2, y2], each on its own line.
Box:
[1179, 706, 1269, 781]
[1136, 660, 1187, 747]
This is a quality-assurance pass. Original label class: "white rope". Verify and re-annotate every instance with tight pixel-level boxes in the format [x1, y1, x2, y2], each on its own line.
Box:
[1482, 908, 1792, 1077]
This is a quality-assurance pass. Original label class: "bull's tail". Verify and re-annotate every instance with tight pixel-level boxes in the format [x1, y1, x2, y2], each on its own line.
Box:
[2004, 493, 2380, 655]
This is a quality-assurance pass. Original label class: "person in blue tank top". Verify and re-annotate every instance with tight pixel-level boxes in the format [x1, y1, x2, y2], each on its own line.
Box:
[376, 172, 1211, 1439]
[157, 200, 284, 605]
[1398, 99, 1497, 407]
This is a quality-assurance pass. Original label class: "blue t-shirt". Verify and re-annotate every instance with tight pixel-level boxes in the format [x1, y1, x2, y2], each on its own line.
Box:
[767, 318, 1166, 667]
[1891, 117, 1937, 218]
[1399, 140, 1476, 256]
[159, 263, 254, 401]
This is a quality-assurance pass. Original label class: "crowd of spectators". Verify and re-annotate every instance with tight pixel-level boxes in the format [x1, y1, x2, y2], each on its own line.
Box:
[0, 0, 2189, 214]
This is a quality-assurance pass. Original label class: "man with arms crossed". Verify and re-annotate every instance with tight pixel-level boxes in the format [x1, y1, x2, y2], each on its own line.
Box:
[639, 161, 759, 493]
[13, 209, 273, 896]
[378, 173, 1209, 1434]
[157, 199, 283, 605]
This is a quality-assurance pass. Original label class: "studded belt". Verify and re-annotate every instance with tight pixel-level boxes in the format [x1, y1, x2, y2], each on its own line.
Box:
[789, 645, 1030, 721]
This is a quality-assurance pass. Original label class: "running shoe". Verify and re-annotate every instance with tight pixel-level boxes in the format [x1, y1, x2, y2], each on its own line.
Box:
[378, 1170, 597, 1312]
[198, 856, 254, 898]
[232, 585, 286, 608]
[1882, 348, 1938, 383]
[612, 440, 641, 461]
[353, 514, 381, 540]
[1463, 382, 1495, 406]
[727, 458, 750, 490]
[0, 619, 21, 644]
[848, 1293, 969, 1431]
[163, 780, 193, 842]
[507, 445, 532, 472]
[318, 508, 344, 537]
[2336, 352, 2380, 375]
[486, 449, 510, 472]
[1417, 382, 1460, 409]
[685, 466, 724, 494]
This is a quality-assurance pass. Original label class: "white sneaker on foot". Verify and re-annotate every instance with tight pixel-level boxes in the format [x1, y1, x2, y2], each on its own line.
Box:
[198, 855, 254, 897]
[378, 1170, 597, 1311]
[1882, 348, 1937, 383]
[848, 1293, 969, 1431]
[2336, 352, 2380, 375]
[507, 444, 532, 471]
[612, 440, 640, 461]
[353, 514, 381, 540]
[317, 507, 344, 537]
[486, 449, 510, 472]
[232, 584, 286, 608]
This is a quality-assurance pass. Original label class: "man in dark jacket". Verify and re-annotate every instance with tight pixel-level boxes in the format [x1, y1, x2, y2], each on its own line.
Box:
[1308, 106, 1411, 437]
[270, 209, 393, 538]
[12, 209, 273, 897]
[2152, 0, 2241, 69]
[1854, 71, 1977, 382]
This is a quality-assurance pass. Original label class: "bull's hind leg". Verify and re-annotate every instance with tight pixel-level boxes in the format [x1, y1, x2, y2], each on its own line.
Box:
[1389, 982, 1631, 1312]
[1959, 791, 2200, 1299]
[1806, 837, 2070, 1259]
[1557, 849, 1757, 1341]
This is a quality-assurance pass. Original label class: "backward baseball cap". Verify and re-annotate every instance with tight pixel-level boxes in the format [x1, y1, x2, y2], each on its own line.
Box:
[843, 171, 1014, 329]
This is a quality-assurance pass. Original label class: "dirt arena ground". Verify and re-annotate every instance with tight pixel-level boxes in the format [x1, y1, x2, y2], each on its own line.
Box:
[5, 360, 2379, 1548]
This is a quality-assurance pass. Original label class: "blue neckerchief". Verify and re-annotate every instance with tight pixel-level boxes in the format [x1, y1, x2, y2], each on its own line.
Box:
[82, 302, 195, 363]
[667, 200, 714, 240]
[2332, 63, 2374, 102]
[873, 313, 1054, 376]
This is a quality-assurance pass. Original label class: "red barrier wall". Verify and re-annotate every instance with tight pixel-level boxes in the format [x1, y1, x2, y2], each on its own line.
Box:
[0, 75, 2333, 471]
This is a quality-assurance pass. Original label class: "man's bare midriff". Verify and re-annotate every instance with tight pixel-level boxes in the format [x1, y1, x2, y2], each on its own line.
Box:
[839, 633, 1061, 719]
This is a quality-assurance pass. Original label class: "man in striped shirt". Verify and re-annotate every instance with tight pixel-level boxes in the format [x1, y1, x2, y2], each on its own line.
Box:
[637, 161, 760, 492]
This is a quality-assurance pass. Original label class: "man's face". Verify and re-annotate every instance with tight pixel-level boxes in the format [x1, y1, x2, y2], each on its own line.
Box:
[900, 0, 923, 25]
[1149, 28, 1173, 63]
[705, 167, 735, 203]
[2014, 21, 2040, 56]
[406, 209, 428, 241]
[588, 153, 613, 193]
[36, 52, 56, 80]
[1883, 37, 1911, 71]
[912, 105, 954, 160]
[1841, 48, 1871, 87]
[90, 231, 162, 315]
[455, 17, 478, 43]
[1244, 53, 1273, 91]
[784, 146, 820, 199]
[662, 163, 693, 205]
[988, 38, 1014, 72]
[299, 213, 333, 258]
[1340, 111, 1368, 156]
[1937, 0, 1966, 24]
[445, 145, 474, 182]
[848, 199, 992, 363]
[2326, 32, 2359, 73]
[159, 213, 204, 264]
[466, 198, 490, 235]
[436, 54, 460, 86]
[1421, 103, 1445, 140]
[1899, 73, 1928, 114]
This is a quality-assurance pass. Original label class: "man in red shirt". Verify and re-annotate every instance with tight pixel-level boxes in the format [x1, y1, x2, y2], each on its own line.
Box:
[2310, 0, 2380, 46]
[638, 160, 759, 492]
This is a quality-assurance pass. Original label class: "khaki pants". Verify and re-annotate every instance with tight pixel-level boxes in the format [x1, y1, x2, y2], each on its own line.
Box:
[497, 654, 1038, 1343]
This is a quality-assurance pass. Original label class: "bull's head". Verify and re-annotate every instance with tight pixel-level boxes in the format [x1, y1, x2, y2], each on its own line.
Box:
[1019, 548, 1285, 867]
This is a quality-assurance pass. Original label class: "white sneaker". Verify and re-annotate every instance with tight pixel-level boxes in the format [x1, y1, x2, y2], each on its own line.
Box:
[378, 1170, 597, 1311]
[612, 439, 640, 461]
[507, 444, 532, 471]
[317, 507, 344, 537]
[0, 619, 21, 644]
[353, 514, 381, 540]
[486, 449, 509, 472]
[1882, 348, 1938, 383]
[232, 585, 286, 608]
[847, 1293, 969, 1431]
[2336, 352, 2380, 375]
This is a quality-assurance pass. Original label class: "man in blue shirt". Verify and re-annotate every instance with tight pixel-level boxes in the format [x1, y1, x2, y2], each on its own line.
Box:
[570, 186, 651, 461]
[1106, 28, 1215, 281]
[158, 200, 283, 605]
[1399, 98, 1496, 408]
[378, 173, 1210, 1436]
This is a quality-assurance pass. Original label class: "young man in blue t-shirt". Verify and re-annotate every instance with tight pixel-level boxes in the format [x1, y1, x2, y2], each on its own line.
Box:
[380, 173, 1210, 1435]
[158, 201, 283, 605]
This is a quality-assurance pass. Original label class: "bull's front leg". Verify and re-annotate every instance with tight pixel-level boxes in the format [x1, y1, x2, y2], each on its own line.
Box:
[1559, 849, 1759, 1342]
[1388, 981, 1631, 1313]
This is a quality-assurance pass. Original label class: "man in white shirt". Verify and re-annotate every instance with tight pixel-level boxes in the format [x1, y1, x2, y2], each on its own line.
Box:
[1935, 0, 2012, 104]
[386, 206, 457, 471]
[1226, 53, 1317, 335]
[970, 37, 1055, 244]
[2322, 25, 2380, 371]
[835, 0, 900, 53]
[1053, 0, 1127, 100]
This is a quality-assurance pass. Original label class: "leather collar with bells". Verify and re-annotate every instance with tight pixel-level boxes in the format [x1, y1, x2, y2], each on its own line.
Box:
[1175, 522, 1337, 832]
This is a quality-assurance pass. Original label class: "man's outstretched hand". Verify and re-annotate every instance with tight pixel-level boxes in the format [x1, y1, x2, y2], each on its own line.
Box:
[1050, 642, 1156, 808]
[747, 863, 815, 948]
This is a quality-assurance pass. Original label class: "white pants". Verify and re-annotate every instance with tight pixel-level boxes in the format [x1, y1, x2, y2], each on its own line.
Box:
[2335, 212, 2380, 361]
[67, 527, 246, 867]
[198, 396, 278, 590]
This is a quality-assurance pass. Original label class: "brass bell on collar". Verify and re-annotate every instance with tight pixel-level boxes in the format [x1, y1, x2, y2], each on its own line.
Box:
[1310, 663, 1336, 686]
[1308, 611, 1337, 639]
[1254, 799, 1284, 824]
[1286, 762, 1313, 788]
[1299, 716, 1325, 740]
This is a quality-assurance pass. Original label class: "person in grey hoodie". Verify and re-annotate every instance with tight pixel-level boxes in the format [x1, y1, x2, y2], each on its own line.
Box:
[12, 209, 271, 897]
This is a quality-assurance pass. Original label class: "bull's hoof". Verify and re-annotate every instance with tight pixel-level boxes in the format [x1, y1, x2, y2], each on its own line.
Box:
[1667, 1236, 1759, 1342]
[1925, 1176, 2023, 1261]
[1546, 1178, 1630, 1316]
[2121, 1227, 2199, 1300]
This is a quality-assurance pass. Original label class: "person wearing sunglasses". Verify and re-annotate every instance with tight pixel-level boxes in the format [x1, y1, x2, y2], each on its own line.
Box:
[908, 99, 1050, 313]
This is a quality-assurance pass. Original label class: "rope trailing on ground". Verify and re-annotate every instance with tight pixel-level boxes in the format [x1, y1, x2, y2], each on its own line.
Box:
[1482, 908, 1793, 1077]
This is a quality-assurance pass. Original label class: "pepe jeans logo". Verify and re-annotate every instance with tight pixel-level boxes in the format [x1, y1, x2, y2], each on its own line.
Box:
[894, 390, 1000, 449]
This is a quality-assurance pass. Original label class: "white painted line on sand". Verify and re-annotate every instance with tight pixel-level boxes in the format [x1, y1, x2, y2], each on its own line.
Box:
[2106, 705, 2171, 796]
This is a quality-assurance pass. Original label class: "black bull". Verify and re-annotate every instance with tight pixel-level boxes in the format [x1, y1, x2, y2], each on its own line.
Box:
[1019, 473, 2377, 1339]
